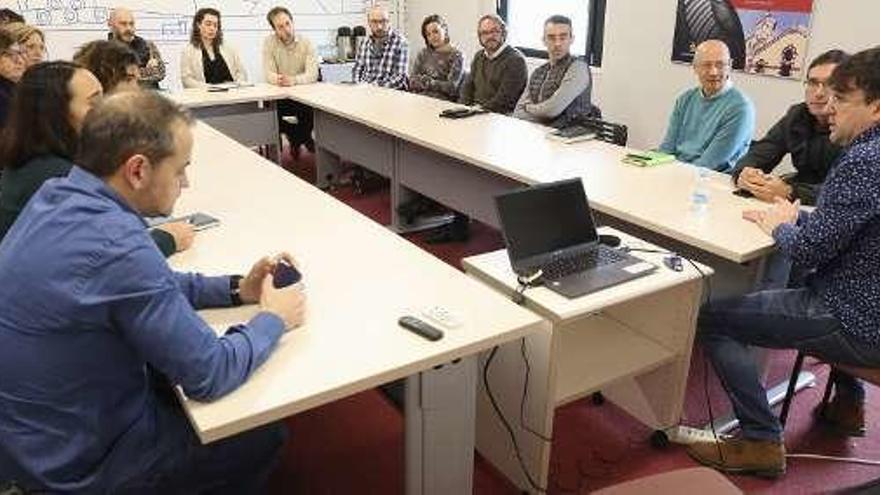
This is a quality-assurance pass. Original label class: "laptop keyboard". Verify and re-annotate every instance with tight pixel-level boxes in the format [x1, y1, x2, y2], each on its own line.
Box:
[541, 247, 628, 280]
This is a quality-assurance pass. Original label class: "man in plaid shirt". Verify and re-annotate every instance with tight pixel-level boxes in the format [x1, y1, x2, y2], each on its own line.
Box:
[353, 5, 408, 89]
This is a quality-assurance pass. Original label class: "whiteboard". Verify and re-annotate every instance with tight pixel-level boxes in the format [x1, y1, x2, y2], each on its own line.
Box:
[4, 0, 404, 90]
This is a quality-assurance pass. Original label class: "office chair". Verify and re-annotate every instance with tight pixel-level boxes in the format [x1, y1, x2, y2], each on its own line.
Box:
[779, 351, 880, 428]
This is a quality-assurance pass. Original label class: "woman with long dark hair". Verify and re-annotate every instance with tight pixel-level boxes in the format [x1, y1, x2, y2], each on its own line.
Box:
[180, 8, 247, 88]
[0, 62, 192, 255]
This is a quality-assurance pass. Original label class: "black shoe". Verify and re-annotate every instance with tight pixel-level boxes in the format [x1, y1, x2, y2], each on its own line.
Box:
[425, 223, 470, 244]
[396, 197, 434, 225]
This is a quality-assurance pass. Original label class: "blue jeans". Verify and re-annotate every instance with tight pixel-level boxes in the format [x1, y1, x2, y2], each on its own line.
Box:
[113, 381, 288, 494]
[698, 287, 880, 442]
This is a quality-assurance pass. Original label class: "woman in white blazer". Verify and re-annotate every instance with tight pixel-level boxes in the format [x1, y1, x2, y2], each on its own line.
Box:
[180, 7, 247, 88]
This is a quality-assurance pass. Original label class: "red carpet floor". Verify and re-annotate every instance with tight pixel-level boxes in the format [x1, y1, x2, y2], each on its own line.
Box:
[265, 149, 880, 494]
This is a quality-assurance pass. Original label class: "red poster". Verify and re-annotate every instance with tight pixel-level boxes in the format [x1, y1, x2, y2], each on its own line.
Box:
[672, 0, 815, 78]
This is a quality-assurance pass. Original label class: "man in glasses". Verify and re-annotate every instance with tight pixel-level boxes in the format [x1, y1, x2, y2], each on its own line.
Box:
[659, 39, 755, 172]
[688, 46, 880, 479]
[733, 50, 850, 205]
[460, 14, 527, 115]
[352, 4, 408, 89]
[0, 30, 24, 126]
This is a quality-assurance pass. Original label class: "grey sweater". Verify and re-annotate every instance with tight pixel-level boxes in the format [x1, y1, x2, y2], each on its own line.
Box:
[460, 45, 527, 114]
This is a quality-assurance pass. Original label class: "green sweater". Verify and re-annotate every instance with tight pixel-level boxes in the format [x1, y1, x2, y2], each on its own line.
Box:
[460, 45, 528, 114]
[659, 84, 755, 172]
[0, 154, 176, 256]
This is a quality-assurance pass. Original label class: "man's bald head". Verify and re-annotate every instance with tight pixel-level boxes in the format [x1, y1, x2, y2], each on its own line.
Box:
[694, 39, 730, 64]
[367, 5, 390, 38]
[108, 7, 136, 42]
[693, 40, 732, 96]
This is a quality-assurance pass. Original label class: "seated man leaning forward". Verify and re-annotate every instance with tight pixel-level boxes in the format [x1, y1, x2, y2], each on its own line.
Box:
[659, 39, 755, 172]
[514, 14, 594, 127]
[0, 91, 306, 493]
[687, 47, 880, 478]
[732, 50, 850, 205]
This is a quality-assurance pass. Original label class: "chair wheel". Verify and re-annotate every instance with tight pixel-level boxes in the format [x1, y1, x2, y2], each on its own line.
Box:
[651, 430, 670, 449]
[591, 391, 605, 405]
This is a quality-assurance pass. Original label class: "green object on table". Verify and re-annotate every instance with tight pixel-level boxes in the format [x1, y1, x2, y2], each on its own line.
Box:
[621, 151, 675, 167]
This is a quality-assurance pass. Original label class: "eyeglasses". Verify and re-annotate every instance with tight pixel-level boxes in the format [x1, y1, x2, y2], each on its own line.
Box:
[695, 61, 730, 71]
[0, 48, 24, 60]
[478, 28, 502, 36]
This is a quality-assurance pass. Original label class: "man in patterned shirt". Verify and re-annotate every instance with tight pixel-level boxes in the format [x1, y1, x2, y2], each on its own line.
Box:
[352, 5, 408, 89]
[688, 47, 880, 478]
[107, 7, 165, 89]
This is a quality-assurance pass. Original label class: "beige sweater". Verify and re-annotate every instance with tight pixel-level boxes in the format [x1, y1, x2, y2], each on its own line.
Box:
[180, 43, 248, 88]
[262, 34, 319, 85]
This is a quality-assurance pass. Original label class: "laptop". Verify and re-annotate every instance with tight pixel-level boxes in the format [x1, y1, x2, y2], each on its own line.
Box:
[495, 178, 656, 298]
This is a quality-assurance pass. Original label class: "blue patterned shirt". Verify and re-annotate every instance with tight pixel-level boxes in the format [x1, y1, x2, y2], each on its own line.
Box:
[352, 30, 408, 90]
[775, 124, 880, 345]
[0, 167, 284, 491]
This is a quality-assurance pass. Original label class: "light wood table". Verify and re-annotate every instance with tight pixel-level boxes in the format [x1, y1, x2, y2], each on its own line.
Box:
[170, 83, 291, 162]
[285, 83, 771, 289]
[463, 228, 711, 493]
[169, 123, 548, 495]
[284, 83, 811, 443]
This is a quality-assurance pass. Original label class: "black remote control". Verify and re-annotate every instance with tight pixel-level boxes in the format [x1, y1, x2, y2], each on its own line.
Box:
[398, 316, 444, 341]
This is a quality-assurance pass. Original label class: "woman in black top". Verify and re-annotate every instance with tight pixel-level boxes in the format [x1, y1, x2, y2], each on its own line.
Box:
[0, 29, 25, 127]
[180, 8, 247, 88]
[0, 62, 193, 256]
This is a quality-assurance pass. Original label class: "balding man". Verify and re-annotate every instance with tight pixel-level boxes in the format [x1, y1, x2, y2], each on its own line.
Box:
[107, 7, 165, 89]
[659, 39, 754, 172]
[352, 5, 408, 89]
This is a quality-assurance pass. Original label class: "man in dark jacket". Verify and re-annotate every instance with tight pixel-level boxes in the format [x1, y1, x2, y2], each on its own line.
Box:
[733, 50, 850, 205]
[460, 14, 527, 114]
[107, 7, 165, 89]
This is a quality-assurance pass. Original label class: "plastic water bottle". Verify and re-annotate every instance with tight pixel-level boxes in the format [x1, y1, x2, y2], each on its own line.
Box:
[691, 167, 710, 214]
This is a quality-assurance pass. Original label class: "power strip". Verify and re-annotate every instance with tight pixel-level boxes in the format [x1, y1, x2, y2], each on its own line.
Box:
[664, 425, 728, 445]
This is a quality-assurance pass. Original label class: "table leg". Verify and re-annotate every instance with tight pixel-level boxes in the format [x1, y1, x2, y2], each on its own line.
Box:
[404, 357, 477, 495]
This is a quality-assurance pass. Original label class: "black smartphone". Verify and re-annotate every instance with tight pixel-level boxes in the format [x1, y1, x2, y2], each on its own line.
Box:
[186, 212, 220, 231]
[732, 188, 755, 198]
[273, 260, 302, 288]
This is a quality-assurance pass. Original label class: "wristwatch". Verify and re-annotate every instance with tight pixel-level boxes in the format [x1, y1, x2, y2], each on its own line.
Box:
[229, 275, 244, 306]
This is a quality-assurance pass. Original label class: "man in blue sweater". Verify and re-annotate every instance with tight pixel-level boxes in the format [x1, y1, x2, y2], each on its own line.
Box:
[659, 39, 755, 172]
[687, 47, 880, 478]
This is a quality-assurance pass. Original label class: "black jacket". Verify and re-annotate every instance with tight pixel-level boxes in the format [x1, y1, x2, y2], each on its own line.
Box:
[0, 76, 15, 128]
[732, 103, 842, 205]
[0, 155, 176, 255]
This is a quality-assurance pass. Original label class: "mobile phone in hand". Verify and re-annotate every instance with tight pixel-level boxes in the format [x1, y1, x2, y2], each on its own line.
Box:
[273, 260, 302, 288]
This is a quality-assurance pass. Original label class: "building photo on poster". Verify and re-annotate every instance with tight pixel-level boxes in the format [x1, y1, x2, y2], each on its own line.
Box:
[671, 0, 815, 79]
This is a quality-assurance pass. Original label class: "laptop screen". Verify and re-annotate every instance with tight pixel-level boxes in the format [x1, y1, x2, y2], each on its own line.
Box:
[495, 179, 598, 263]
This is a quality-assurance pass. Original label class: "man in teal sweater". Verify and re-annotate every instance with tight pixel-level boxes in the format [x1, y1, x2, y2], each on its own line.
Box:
[660, 40, 755, 172]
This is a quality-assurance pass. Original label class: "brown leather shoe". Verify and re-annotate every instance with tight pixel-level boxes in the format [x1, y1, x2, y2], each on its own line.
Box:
[687, 436, 786, 478]
[816, 393, 866, 437]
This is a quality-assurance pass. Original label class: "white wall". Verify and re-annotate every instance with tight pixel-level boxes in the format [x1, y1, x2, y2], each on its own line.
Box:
[405, 0, 880, 149]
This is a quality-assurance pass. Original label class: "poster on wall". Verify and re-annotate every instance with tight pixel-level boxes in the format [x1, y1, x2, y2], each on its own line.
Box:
[671, 0, 815, 78]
